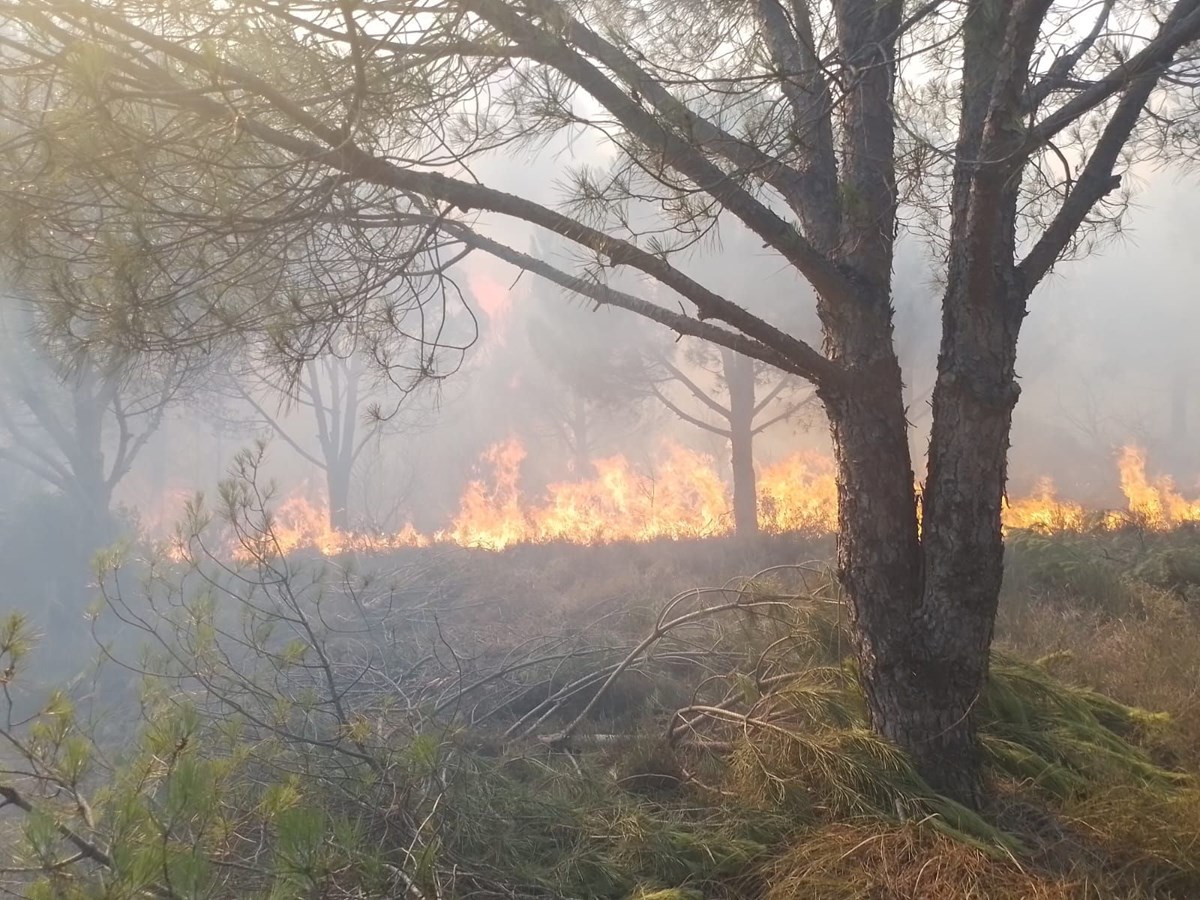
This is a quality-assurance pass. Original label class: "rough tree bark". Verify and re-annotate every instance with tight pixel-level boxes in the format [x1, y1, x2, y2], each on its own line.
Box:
[816, 0, 1036, 803]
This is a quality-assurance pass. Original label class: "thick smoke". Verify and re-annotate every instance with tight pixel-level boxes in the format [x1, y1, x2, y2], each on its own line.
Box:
[1, 158, 1198, 678]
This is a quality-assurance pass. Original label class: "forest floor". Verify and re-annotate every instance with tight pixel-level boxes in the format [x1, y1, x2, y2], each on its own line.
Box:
[5, 526, 1200, 898]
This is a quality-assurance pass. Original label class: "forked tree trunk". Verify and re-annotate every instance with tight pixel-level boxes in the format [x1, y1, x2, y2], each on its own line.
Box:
[810, 0, 991, 804]
[826, 338, 1017, 805]
[821, 261, 1026, 805]
[812, 0, 1044, 805]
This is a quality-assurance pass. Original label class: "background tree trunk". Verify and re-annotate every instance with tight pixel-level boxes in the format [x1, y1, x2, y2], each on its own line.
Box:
[71, 378, 117, 546]
[724, 351, 759, 537]
[569, 393, 592, 476]
[326, 458, 352, 532]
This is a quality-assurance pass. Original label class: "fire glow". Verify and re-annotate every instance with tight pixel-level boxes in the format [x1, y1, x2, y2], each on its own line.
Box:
[179, 443, 1200, 559]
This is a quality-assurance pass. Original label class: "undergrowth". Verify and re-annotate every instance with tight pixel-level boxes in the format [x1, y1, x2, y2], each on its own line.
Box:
[4, 525, 1200, 898]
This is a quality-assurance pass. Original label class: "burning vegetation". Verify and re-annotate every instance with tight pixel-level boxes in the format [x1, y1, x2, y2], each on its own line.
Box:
[192, 442, 1200, 560]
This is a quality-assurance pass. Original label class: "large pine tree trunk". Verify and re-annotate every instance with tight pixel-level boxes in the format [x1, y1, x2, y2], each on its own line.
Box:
[915, 262, 1025, 801]
[820, 338, 934, 792]
[882, 0, 1034, 802]
[814, 0, 1042, 805]
[814, 0, 991, 804]
[827, 335, 1018, 804]
[822, 254, 1026, 806]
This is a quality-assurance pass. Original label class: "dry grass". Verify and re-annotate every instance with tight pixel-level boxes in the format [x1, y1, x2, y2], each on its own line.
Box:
[762, 822, 1088, 900]
[453, 529, 1200, 898]
[997, 541, 1200, 769]
[367, 529, 1200, 898]
[12, 527, 1200, 899]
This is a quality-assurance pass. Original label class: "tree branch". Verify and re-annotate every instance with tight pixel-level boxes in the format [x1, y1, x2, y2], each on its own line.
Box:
[0, 445, 68, 489]
[752, 393, 814, 435]
[756, 0, 841, 250]
[235, 383, 326, 470]
[649, 386, 731, 438]
[46, 0, 860, 325]
[659, 358, 733, 420]
[0, 392, 72, 488]
[1030, 1, 1200, 145]
[1018, 69, 1159, 290]
[1022, 0, 1117, 114]
[2, 3, 852, 389]
[752, 373, 792, 416]
[442, 223, 842, 385]
[0, 783, 113, 869]
[460, 0, 860, 304]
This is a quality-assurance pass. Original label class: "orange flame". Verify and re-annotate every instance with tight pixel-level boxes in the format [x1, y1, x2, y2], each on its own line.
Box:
[265, 495, 429, 556]
[1000, 478, 1087, 532]
[158, 442, 1200, 559]
[758, 451, 839, 533]
[446, 440, 739, 548]
[1114, 446, 1200, 528]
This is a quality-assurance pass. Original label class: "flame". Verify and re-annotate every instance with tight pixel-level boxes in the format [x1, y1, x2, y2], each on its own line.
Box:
[758, 451, 839, 532]
[158, 442, 1200, 559]
[445, 439, 531, 549]
[446, 440, 735, 548]
[1115, 446, 1200, 528]
[264, 495, 429, 556]
[1000, 478, 1087, 532]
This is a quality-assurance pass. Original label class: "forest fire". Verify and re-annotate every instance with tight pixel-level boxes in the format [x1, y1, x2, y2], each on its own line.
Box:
[183, 441, 1199, 560]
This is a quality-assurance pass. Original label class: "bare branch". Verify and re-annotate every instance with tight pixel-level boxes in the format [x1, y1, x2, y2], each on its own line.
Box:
[1022, 0, 1117, 114]
[756, 0, 841, 250]
[649, 384, 732, 438]
[0, 783, 113, 870]
[1030, 2, 1200, 146]
[660, 358, 734, 420]
[461, 0, 860, 303]
[1019, 72, 1158, 290]
[442, 223, 837, 384]
[752, 394, 814, 435]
